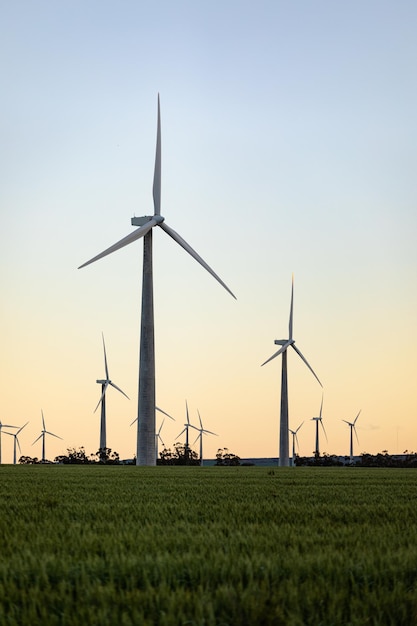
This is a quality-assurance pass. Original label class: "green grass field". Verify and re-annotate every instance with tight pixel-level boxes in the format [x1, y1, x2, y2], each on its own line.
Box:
[1, 465, 417, 625]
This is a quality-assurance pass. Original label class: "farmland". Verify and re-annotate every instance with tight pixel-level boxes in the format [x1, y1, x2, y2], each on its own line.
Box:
[1, 466, 417, 625]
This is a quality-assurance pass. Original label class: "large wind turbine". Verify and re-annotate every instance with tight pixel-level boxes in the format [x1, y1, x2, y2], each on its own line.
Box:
[0, 421, 19, 464]
[190, 409, 218, 466]
[342, 410, 361, 459]
[261, 276, 322, 467]
[311, 395, 327, 455]
[79, 95, 236, 466]
[4, 422, 29, 464]
[32, 411, 62, 463]
[289, 421, 303, 466]
[95, 333, 129, 452]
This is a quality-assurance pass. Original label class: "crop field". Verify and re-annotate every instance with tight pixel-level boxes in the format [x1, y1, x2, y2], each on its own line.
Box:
[1, 466, 417, 626]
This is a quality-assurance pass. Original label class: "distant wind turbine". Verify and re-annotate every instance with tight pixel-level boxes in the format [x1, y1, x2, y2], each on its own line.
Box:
[155, 418, 165, 463]
[0, 421, 19, 464]
[289, 421, 304, 466]
[311, 395, 327, 455]
[130, 406, 175, 462]
[190, 409, 218, 466]
[4, 422, 29, 464]
[176, 401, 194, 461]
[261, 276, 322, 466]
[32, 411, 62, 463]
[342, 410, 361, 459]
[95, 333, 129, 452]
[79, 95, 236, 466]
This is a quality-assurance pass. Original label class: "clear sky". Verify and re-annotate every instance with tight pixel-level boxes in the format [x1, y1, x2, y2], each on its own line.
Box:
[1, 0, 416, 463]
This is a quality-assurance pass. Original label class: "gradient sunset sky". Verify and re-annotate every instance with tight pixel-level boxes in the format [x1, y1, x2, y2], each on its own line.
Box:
[1, 1, 416, 463]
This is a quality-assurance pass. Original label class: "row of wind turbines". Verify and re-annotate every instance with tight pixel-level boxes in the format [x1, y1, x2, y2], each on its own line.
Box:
[77, 94, 361, 467]
[94, 333, 217, 464]
[0, 412, 62, 465]
[289, 401, 362, 464]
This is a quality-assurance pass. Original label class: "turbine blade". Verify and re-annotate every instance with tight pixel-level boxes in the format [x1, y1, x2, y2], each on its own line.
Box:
[109, 381, 130, 400]
[192, 433, 200, 446]
[18, 421, 29, 435]
[41, 410, 46, 431]
[102, 333, 109, 380]
[289, 274, 294, 340]
[32, 434, 43, 445]
[156, 406, 175, 421]
[319, 393, 324, 419]
[175, 428, 186, 440]
[78, 218, 157, 269]
[159, 222, 236, 299]
[261, 341, 291, 367]
[202, 428, 217, 436]
[16, 439, 21, 454]
[186, 400, 190, 425]
[94, 382, 109, 412]
[342, 420, 351, 426]
[320, 419, 328, 442]
[295, 421, 304, 433]
[291, 344, 322, 387]
[130, 417, 138, 426]
[197, 409, 203, 430]
[354, 409, 361, 425]
[353, 426, 360, 445]
[153, 94, 161, 215]
[45, 431, 63, 440]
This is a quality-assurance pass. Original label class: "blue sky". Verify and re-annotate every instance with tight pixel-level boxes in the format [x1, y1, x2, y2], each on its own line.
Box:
[1, 1, 416, 462]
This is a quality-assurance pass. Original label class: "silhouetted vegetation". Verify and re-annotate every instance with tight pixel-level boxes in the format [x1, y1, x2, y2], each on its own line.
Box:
[215, 448, 241, 466]
[19, 447, 121, 465]
[294, 451, 417, 468]
[158, 443, 200, 465]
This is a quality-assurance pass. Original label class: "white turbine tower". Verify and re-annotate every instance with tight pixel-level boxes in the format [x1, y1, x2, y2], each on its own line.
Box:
[95, 333, 129, 453]
[0, 421, 19, 464]
[79, 95, 236, 466]
[190, 409, 218, 466]
[311, 395, 327, 456]
[289, 421, 303, 466]
[261, 276, 322, 467]
[32, 411, 63, 463]
[4, 422, 29, 464]
[342, 410, 361, 459]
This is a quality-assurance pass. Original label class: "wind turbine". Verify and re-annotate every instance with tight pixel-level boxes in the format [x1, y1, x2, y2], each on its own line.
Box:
[32, 411, 63, 463]
[4, 422, 29, 464]
[79, 95, 236, 466]
[176, 401, 194, 462]
[155, 418, 165, 463]
[95, 333, 129, 452]
[311, 395, 327, 456]
[190, 409, 218, 466]
[289, 421, 303, 466]
[261, 276, 322, 467]
[0, 421, 19, 464]
[342, 410, 361, 459]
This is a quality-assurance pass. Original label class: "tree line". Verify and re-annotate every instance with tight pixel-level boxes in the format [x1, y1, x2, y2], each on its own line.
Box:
[18, 446, 241, 466]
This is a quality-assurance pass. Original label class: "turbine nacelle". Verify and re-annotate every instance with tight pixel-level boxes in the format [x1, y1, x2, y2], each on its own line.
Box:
[131, 215, 165, 227]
